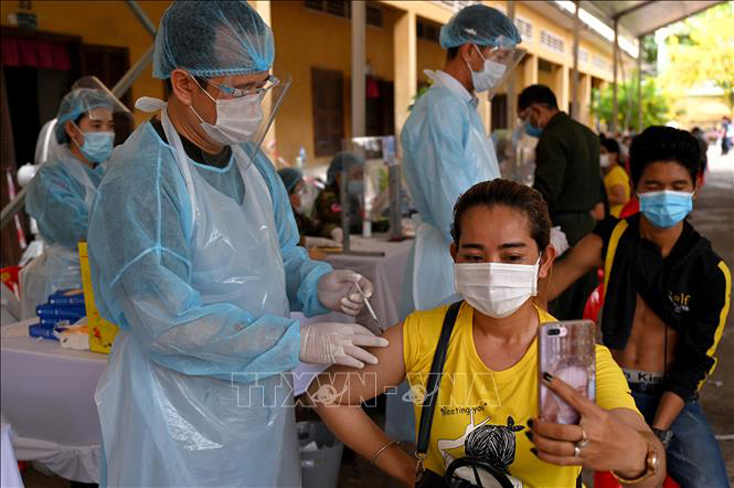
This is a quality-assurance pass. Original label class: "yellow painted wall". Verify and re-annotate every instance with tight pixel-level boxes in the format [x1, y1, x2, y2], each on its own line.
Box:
[0, 0, 634, 160]
[271, 1, 397, 166]
[538, 64, 557, 91]
[416, 34, 445, 87]
[1, 1, 171, 126]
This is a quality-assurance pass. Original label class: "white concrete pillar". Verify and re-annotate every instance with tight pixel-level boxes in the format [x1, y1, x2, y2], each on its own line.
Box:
[637, 36, 643, 132]
[612, 19, 619, 134]
[524, 54, 538, 86]
[248, 0, 275, 157]
[351, 1, 366, 137]
[506, 0, 516, 129]
[571, 0, 580, 120]
[393, 9, 417, 139]
[555, 65, 569, 113]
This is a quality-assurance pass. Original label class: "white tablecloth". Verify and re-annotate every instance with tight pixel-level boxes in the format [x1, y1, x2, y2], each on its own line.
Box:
[1, 319, 105, 483]
[0, 240, 413, 478]
[322, 234, 413, 330]
[1, 423, 24, 488]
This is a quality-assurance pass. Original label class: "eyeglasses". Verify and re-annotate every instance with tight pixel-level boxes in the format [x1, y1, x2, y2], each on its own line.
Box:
[206, 75, 280, 99]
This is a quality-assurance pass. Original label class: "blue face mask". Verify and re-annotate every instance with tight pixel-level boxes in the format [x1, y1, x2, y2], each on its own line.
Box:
[77, 131, 114, 163]
[524, 121, 543, 138]
[639, 190, 694, 229]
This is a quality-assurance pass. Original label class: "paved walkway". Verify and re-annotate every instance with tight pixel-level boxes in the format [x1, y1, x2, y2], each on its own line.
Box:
[692, 146, 734, 483]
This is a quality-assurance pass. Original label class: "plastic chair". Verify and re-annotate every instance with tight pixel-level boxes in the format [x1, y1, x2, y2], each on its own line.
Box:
[619, 198, 639, 219]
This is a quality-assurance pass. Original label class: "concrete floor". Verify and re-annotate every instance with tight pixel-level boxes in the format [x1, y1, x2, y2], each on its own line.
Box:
[19, 148, 734, 487]
[690, 147, 734, 483]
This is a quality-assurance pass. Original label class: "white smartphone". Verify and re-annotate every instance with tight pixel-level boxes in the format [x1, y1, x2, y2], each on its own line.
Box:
[538, 320, 596, 425]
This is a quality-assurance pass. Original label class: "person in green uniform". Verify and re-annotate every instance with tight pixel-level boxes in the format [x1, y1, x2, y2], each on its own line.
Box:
[313, 152, 364, 240]
[518, 84, 601, 320]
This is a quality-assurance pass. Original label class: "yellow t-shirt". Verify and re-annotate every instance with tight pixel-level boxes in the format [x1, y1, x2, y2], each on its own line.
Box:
[604, 165, 632, 217]
[403, 303, 639, 487]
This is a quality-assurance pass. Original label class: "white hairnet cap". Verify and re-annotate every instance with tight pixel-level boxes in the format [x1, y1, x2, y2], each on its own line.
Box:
[153, 0, 275, 79]
[439, 4, 521, 49]
[54, 88, 115, 143]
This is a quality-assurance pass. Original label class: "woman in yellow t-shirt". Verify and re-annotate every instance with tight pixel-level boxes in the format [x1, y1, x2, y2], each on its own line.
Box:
[307, 180, 665, 487]
[601, 138, 632, 217]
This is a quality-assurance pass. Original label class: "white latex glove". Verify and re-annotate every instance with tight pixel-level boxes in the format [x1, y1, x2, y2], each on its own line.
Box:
[551, 226, 570, 256]
[318, 270, 373, 316]
[330, 227, 344, 244]
[303, 236, 341, 248]
[300, 322, 389, 369]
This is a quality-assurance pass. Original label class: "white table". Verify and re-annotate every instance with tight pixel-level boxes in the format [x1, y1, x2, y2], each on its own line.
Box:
[1, 319, 106, 483]
[1, 423, 24, 488]
[0, 241, 414, 476]
[322, 234, 413, 330]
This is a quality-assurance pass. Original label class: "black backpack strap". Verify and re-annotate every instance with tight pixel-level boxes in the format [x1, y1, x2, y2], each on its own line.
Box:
[415, 301, 463, 474]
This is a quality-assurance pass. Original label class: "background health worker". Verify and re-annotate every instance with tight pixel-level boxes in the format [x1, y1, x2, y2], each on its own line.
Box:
[20, 87, 116, 319]
[391, 4, 522, 442]
[87, 2, 385, 486]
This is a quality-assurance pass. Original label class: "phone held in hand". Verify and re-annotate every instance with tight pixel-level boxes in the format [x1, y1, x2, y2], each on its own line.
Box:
[538, 320, 596, 424]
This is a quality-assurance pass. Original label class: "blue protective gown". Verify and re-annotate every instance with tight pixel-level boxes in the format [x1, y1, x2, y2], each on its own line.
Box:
[20, 146, 105, 318]
[87, 109, 332, 487]
[388, 70, 501, 442]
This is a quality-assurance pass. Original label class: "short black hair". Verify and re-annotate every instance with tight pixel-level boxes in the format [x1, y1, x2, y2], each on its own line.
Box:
[451, 179, 551, 251]
[629, 126, 701, 187]
[600, 138, 620, 155]
[446, 46, 460, 61]
[517, 84, 558, 111]
[165, 76, 209, 97]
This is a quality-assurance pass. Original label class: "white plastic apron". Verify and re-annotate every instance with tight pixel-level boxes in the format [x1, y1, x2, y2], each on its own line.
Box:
[411, 221, 456, 311]
[19, 148, 98, 319]
[96, 106, 300, 487]
[410, 78, 499, 312]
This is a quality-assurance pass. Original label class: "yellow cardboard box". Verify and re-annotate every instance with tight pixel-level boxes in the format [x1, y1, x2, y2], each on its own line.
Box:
[78, 242, 119, 354]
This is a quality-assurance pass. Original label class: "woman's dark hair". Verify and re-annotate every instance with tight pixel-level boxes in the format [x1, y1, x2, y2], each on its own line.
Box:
[629, 126, 701, 187]
[63, 113, 87, 144]
[600, 137, 620, 155]
[451, 179, 551, 251]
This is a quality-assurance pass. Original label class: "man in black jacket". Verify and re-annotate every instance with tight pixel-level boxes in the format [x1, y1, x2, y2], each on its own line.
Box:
[518, 84, 601, 320]
[548, 126, 730, 488]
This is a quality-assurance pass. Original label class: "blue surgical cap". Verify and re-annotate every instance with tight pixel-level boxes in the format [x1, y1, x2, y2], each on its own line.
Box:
[278, 168, 304, 194]
[153, 0, 275, 79]
[327, 152, 365, 186]
[54, 88, 114, 144]
[439, 4, 521, 49]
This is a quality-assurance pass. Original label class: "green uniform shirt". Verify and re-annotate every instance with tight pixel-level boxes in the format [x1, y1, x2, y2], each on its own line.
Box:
[533, 111, 601, 218]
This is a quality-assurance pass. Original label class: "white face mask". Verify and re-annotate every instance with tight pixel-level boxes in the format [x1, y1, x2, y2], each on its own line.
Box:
[467, 45, 507, 93]
[190, 79, 264, 146]
[454, 257, 540, 319]
[599, 154, 610, 168]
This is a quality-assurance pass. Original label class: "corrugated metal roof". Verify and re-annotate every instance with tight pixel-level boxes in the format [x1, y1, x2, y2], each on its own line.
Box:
[584, 0, 723, 37]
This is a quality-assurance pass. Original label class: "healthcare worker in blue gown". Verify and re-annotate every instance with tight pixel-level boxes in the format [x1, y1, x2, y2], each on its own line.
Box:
[388, 4, 523, 441]
[87, 2, 387, 486]
[20, 87, 116, 319]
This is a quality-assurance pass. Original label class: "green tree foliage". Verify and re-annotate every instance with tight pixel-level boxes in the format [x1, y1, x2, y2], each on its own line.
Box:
[663, 2, 734, 110]
[591, 74, 669, 132]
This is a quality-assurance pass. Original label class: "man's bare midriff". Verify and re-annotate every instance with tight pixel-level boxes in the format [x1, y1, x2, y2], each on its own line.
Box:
[610, 294, 678, 373]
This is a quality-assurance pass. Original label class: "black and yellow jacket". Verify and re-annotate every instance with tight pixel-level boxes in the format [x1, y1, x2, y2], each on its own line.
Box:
[594, 214, 731, 401]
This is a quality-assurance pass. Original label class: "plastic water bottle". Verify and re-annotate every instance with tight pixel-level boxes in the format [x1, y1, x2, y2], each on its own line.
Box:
[296, 146, 306, 168]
